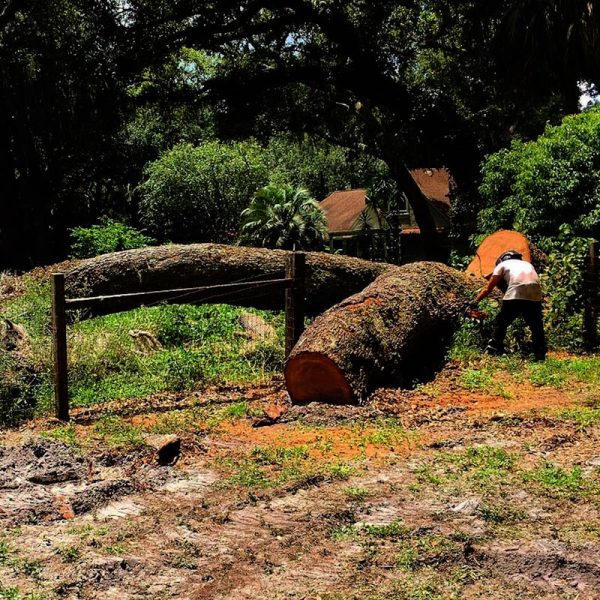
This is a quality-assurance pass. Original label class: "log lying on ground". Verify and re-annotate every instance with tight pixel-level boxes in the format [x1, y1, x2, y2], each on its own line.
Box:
[285, 262, 481, 405]
[64, 244, 391, 317]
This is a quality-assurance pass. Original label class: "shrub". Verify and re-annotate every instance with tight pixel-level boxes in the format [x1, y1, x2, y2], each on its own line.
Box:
[479, 106, 600, 240]
[138, 141, 269, 243]
[536, 228, 593, 349]
[476, 107, 600, 349]
[70, 218, 153, 258]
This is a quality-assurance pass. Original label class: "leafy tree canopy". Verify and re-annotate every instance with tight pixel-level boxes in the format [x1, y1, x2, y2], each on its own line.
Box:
[117, 0, 590, 255]
[479, 107, 600, 240]
[138, 141, 268, 244]
[137, 135, 384, 244]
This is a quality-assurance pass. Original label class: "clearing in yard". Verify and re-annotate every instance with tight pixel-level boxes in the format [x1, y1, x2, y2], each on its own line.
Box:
[1, 352, 600, 600]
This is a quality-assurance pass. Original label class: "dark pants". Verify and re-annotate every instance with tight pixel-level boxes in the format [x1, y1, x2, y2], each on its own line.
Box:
[488, 300, 547, 358]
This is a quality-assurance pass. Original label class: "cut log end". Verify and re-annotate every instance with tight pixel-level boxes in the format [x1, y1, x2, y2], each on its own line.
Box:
[285, 352, 355, 405]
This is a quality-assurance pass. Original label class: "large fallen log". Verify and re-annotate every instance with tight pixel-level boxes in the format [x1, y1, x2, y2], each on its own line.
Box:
[64, 244, 391, 317]
[284, 262, 481, 404]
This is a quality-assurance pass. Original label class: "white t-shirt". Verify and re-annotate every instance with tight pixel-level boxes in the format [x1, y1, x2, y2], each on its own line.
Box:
[492, 259, 542, 301]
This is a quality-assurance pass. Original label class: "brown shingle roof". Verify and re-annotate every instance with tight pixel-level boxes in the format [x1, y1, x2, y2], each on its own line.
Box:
[320, 188, 368, 233]
[410, 168, 452, 206]
[320, 169, 453, 233]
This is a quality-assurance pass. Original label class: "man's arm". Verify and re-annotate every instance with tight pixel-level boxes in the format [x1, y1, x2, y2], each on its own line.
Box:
[472, 274, 502, 305]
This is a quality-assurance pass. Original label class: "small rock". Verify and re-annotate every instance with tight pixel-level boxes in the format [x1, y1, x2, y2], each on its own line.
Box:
[450, 498, 481, 514]
[239, 313, 276, 341]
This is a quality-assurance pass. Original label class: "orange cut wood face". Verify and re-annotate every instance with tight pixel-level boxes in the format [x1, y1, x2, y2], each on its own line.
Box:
[285, 352, 355, 404]
[466, 230, 532, 280]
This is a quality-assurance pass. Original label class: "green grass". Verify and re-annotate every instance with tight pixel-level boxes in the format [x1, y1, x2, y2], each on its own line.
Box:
[459, 369, 494, 392]
[363, 520, 410, 539]
[552, 404, 600, 428]
[0, 587, 49, 600]
[328, 463, 357, 480]
[42, 424, 79, 447]
[344, 486, 369, 501]
[357, 418, 417, 448]
[55, 545, 80, 562]
[522, 463, 600, 500]
[1, 276, 285, 421]
[458, 368, 513, 398]
[93, 416, 145, 449]
[220, 442, 361, 490]
[221, 445, 315, 489]
[477, 503, 526, 524]
[445, 446, 515, 479]
[528, 356, 600, 388]
[0, 539, 12, 563]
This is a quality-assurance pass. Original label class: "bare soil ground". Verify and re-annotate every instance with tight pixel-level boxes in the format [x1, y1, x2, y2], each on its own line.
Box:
[1, 358, 600, 600]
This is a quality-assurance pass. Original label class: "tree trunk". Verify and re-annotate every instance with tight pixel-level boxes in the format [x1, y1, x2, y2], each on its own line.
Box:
[64, 243, 392, 317]
[284, 262, 481, 405]
[392, 164, 443, 261]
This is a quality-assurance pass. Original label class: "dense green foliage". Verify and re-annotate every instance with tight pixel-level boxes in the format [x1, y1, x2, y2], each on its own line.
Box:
[0, 0, 128, 268]
[2, 0, 590, 267]
[264, 135, 385, 202]
[479, 108, 600, 240]
[239, 184, 328, 250]
[138, 141, 268, 243]
[69, 219, 154, 259]
[137, 137, 383, 245]
[0, 277, 284, 425]
[478, 109, 600, 348]
[536, 231, 593, 350]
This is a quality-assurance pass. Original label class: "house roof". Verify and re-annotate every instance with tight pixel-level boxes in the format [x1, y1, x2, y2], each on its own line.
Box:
[410, 168, 452, 207]
[320, 169, 452, 233]
[320, 188, 369, 233]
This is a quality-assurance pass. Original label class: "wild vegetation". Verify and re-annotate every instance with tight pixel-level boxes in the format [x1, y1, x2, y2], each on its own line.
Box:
[0, 2, 599, 597]
[2, 1, 597, 268]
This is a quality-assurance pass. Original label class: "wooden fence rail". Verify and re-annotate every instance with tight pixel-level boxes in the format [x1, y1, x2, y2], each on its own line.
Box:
[52, 253, 306, 421]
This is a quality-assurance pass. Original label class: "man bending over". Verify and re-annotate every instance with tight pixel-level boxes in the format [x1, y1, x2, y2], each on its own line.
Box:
[471, 250, 546, 361]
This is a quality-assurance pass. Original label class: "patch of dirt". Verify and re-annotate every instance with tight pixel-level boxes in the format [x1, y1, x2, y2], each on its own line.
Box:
[0, 437, 193, 526]
[2, 365, 600, 599]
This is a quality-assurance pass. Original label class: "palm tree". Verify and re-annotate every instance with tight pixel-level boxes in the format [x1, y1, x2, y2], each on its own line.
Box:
[238, 184, 329, 250]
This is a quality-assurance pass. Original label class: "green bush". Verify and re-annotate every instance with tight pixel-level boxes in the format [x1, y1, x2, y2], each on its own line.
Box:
[479, 106, 600, 240]
[537, 229, 593, 349]
[70, 218, 153, 258]
[476, 107, 600, 349]
[138, 141, 269, 243]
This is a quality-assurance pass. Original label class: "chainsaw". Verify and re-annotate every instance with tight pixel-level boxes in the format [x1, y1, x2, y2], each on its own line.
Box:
[464, 304, 488, 322]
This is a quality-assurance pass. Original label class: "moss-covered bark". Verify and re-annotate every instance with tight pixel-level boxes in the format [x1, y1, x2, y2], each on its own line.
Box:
[65, 244, 391, 317]
[285, 262, 481, 404]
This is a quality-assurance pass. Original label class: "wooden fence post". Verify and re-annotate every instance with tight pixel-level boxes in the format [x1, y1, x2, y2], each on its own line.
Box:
[285, 252, 305, 358]
[52, 273, 70, 421]
[583, 241, 599, 351]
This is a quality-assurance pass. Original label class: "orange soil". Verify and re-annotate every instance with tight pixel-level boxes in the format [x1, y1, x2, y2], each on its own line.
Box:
[214, 420, 418, 460]
[411, 386, 575, 415]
